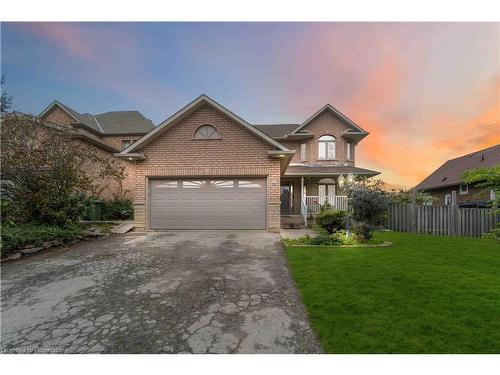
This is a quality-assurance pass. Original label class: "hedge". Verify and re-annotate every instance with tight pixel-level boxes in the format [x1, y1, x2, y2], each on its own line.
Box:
[0, 224, 84, 257]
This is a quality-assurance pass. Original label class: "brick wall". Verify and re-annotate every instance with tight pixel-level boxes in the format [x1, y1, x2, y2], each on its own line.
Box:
[132, 104, 282, 231]
[102, 135, 143, 150]
[282, 111, 356, 165]
[427, 184, 491, 206]
[43, 106, 75, 127]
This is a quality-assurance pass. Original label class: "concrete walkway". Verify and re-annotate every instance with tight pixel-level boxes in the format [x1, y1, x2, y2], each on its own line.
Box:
[1, 231, 321, 354]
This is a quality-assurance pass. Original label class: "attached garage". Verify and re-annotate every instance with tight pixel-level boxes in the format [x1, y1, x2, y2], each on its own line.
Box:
[149, 178, 267, 230]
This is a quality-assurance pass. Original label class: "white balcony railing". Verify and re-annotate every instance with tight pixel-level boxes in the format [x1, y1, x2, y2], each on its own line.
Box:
[304, 195, 349, 215]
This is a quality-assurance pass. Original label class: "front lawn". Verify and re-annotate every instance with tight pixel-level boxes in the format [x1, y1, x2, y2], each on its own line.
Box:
[286, 231, 500, 353]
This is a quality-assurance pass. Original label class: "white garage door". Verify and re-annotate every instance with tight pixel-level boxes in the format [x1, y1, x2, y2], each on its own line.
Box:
[149, 178, 267, 230]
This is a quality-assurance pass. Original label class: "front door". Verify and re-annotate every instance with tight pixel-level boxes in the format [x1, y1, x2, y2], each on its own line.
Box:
[280, 184, 292, 214]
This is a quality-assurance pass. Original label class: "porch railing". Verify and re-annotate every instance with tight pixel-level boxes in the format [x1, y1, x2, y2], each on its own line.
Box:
[304, 195, 349, 215]
[301, 196, 308, 227]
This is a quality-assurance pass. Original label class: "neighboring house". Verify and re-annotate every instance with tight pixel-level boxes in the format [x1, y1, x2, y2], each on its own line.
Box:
[115, 94, 379, 231]
[38, 100, 156, 199]
[415, 144, 500, 208]
[38, 100, 155, 151]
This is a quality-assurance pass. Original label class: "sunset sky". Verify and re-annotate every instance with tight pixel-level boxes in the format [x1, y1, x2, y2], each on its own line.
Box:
[1, 22, 498, 187]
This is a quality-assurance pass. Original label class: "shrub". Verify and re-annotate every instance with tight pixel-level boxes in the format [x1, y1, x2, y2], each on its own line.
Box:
[482, 223, 500, 240]
[316, 209, 347, 234]
[0, 224, 84, 257]
[102, 198, 134, 220]
[348, 187, 390, 240]
[283, 231, 361, 247]
[0, 113, 127, 226]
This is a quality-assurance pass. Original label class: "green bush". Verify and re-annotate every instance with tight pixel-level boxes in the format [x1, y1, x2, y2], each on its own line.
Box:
[102, 198, 134, 220]
[0, 224, 84, 257]
[348, 187, 390, 240]
[316, 209, 347, 234]
[82, 197, 134, 221]
[283, 231, 361, 247]
[482, 223, 500, 240]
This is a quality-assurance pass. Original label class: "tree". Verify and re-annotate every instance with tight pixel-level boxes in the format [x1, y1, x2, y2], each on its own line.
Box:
[1, 74, 13, 113]
[387, 188, 434, 205]
[348, 187, 390, 240]
[461, 165, 500, 207]
[1, 113, 126, 226]
[462, 165, 500, 239]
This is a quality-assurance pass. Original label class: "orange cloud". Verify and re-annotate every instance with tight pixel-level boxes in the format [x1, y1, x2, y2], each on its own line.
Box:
[356, 78, 499, 187]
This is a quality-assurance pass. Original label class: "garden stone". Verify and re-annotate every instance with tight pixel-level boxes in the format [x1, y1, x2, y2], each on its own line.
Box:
[20, 246, 44, 254]
[1, 253, 21, 261]
[43, 240, 62, 248]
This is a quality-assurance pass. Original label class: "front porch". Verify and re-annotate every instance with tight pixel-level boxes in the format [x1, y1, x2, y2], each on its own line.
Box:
[280, 176, 349, 227]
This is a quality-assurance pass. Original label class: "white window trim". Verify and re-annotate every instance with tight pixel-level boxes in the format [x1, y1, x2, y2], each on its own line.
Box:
[444, 194, 452, 205]
[122, 139, 131, 150]
[490, 190, 497, 200]
[346, 142, 353, 160]
[193, 124, 222, 140]
[459, 183, 468, 195]
[318, 135, 336, 160]
[300, 143, 307, 161]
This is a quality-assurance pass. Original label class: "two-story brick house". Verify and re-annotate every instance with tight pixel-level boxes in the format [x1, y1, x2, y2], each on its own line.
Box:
[39, 94, 379, 230]
[113, 95, 379, 231]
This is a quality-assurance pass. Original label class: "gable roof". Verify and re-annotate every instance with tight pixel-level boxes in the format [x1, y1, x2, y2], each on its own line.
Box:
[94, 111, 154, 134]
[291, 104, 369, 135]
[38, 100, 154, 135]
[7, 111, 121, 154]
[120, 94, 290, 154]
[415, 144, 500, 191]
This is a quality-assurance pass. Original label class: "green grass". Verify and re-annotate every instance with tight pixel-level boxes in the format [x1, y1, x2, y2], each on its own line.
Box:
[286, 231, 500, 353]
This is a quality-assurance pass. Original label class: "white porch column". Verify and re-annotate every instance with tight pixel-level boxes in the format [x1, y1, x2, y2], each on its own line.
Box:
[301, 176, 304, 199]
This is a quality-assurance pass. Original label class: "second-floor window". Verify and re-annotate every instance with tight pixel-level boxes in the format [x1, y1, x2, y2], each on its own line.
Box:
[346, 142, 353, 160]
[122, 139, 131, 150]
[318, 135, 336, 160]
[300, 143, 307, 161]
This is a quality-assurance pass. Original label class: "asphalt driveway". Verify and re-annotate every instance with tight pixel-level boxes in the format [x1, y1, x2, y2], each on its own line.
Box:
[1, 231, 321, 353]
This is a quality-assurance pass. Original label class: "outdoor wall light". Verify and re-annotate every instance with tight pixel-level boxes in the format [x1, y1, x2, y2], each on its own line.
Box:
[338, 175, 345, 187]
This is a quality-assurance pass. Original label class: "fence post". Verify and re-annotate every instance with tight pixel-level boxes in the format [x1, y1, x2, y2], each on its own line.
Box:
[451, 204, 459, 236]
[409, 189, 417, 233]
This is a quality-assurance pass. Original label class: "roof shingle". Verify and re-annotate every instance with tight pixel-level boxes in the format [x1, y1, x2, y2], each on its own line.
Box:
[42, 101, 155, 135]
[252, 124, 300, 138]
[285, 165, 380, 176]
[415, 144, 500, 190]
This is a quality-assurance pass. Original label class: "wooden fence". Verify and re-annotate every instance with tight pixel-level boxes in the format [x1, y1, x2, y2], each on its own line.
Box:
[387, 204, 499, 237]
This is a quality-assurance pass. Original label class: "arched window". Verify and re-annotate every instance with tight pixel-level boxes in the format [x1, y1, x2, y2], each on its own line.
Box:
[193, 124, 221, 139]
[318, 135, 336, 159]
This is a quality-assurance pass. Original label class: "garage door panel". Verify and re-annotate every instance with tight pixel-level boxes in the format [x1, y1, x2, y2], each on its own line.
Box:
[149, 178, 266, 229]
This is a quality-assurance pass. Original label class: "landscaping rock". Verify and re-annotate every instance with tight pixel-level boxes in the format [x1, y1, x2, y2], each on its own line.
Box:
[85, 228, 104, 238]
[43, 240, 62, 248]
[1, 253, 21, 262]
[20, 246, 44, 254]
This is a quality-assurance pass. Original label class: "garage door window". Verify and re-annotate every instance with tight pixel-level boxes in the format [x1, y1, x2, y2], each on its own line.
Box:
[238, 180, 264, 188]
[156, 181, 179, 188]
[182, 180, 235, 189]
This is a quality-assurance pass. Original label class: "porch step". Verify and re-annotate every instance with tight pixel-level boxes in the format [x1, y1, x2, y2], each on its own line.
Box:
[281, 215, 305, 229]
